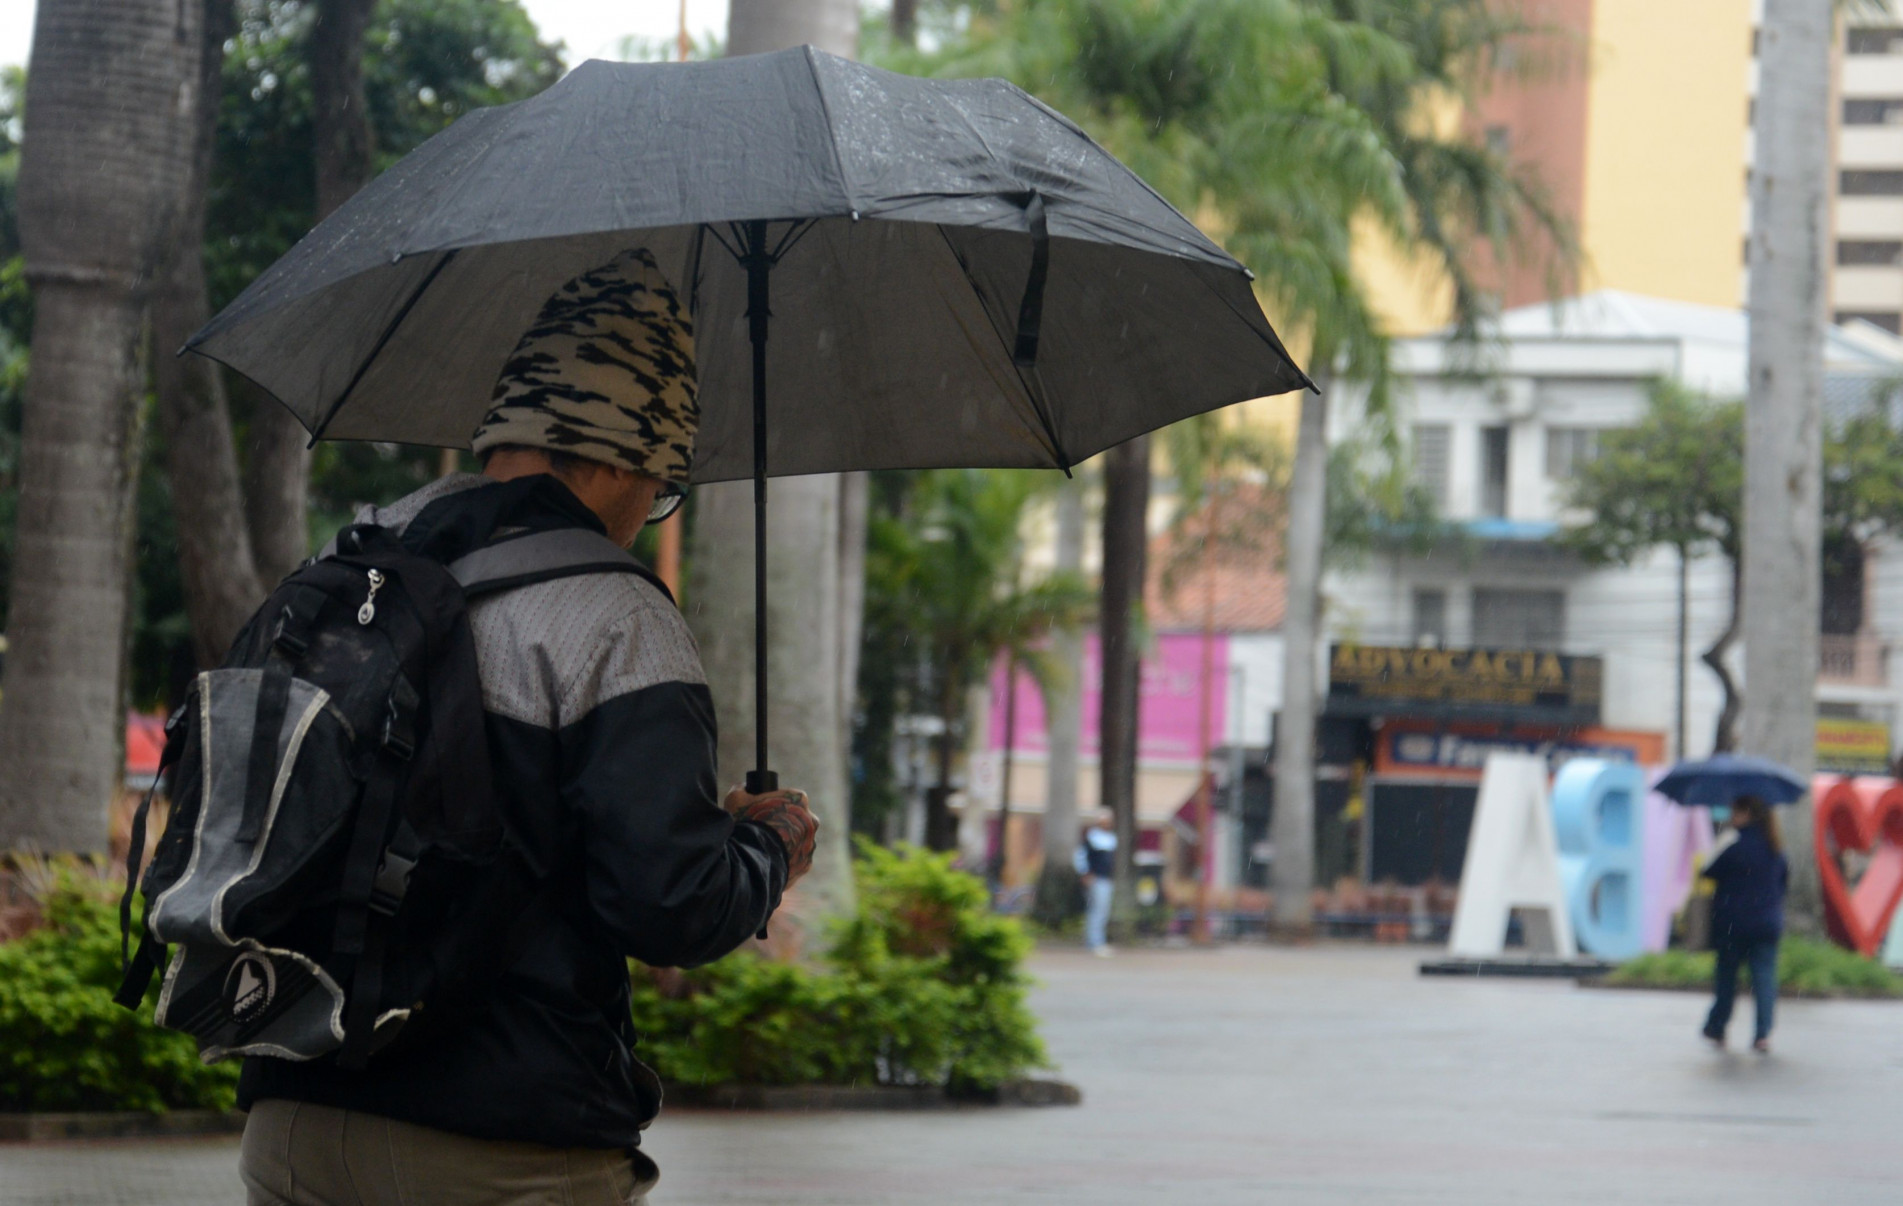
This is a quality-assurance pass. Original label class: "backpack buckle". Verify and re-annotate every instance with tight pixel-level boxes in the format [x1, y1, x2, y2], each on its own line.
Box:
[381, 679, 419, 760]
[369, 851, 416, 916]
[272, 606, 311, 658]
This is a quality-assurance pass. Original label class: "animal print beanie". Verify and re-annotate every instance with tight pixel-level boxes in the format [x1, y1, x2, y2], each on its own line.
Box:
[471, 248, 698, 482]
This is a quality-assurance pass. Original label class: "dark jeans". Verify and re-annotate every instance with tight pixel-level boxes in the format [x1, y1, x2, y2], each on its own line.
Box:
[1705, 937, 1779, 1042]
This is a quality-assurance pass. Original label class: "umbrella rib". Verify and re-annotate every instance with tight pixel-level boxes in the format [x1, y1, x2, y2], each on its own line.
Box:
[933, 224, 1070, 472]
[305, 249, 460, 447]
[770, 218, 817, 262]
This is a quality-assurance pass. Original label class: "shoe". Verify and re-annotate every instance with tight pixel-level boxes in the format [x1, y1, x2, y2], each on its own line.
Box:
[1752, 1038, 1770, 1055]
[1092, 946, 1114, 958]
[1702, 1026, 1725, 1050]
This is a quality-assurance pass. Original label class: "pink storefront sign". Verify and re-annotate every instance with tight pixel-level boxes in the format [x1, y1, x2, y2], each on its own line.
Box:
[987, 632, 1228, 765]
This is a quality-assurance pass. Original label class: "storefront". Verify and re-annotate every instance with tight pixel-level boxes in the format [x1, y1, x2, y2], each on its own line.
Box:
[1322, 643, 1664, 887]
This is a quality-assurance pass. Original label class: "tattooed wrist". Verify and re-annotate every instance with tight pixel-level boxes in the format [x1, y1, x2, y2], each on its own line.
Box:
[738, 791, 818, 880]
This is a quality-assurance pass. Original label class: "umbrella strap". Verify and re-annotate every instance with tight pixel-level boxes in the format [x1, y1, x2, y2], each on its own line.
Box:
[1012, 192, 1050, 368]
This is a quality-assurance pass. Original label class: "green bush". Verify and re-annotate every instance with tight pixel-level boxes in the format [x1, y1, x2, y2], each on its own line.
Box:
[1604, 937, 1903, 998]
[630, 841, 1048, 1091]
[0, 874, 239, 1113]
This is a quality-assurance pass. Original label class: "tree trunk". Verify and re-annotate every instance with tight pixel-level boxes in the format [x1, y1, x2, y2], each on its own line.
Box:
[837, 470, 868, 781]
[892, 0, 919, 45]
[242, 0, 377, 586]
[728, 0, 858, 61]
[924, 687, 959, 852]
[1702, 556, 1743, 754]
[685, 0, 862, 936]
[309, 0, 378, 221]
[1272, 384, 1327, 933]
[1033, 473, 1087, 925]
[1099, 435, 1150, 938]
[156, 0, 267, 669]
[244, 397, 313, 585]
[0, 0, 199, 852]
[1743, 0, 1829, 936]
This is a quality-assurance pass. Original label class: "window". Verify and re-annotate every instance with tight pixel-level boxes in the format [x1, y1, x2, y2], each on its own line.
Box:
[1844, 98, 1903, 125]
[1836, 310, 1903, 335]
[1848, 27, 1903, 55]
[1823, 536, 1866, 636]
[1544, 427, 1601, 481]
[1411, 424, 1451, 509]
[1839, 240, 1903, 266]
[1472, 589, 1566, 650]
[1480, 426, 1510, 518]
[1841, 170, 1903, 196]
[1412, 589, 1447, 647]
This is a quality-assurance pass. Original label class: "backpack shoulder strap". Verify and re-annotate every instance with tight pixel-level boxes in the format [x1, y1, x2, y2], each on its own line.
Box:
[447, 527, 673, 605]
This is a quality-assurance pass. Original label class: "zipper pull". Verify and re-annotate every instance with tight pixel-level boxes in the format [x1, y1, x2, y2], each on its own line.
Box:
[358, 568, 385, 626]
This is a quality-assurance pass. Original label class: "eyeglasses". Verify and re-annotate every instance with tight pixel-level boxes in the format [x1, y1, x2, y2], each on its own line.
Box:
[648, 481, 688, 523]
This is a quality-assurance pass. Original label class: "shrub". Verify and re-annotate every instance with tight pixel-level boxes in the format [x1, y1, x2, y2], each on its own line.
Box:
[630, 841, 1048, 1091]
[0, 873, 239, 1113]
[1604, 937, 1903, 998]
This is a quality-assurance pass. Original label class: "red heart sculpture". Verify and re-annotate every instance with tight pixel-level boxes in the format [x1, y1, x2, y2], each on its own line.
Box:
[1813, 775, 1903, 957]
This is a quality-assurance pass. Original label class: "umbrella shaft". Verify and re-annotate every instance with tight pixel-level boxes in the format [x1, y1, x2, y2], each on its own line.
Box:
[745, 219, 778, 795]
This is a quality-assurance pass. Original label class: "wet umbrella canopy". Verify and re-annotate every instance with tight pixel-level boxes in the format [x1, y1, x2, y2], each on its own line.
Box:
[189, 47, 1312, 786]
[1655, 754, 1807, 808]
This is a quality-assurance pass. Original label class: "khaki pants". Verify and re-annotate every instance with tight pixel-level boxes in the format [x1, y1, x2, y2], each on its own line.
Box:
[240, 1099, 658, 1206]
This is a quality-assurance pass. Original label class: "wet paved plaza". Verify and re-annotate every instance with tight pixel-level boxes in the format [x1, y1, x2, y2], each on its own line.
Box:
[4, 943, 1899, 1204]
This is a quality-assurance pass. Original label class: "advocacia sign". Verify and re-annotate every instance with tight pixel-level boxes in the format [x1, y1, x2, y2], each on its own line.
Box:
[1327, 644, 1603, 725]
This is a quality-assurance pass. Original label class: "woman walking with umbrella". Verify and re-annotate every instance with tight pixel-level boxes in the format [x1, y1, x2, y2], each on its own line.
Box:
[1657, 754, 1802, 1054]
[1700, 795, 1789, 1053]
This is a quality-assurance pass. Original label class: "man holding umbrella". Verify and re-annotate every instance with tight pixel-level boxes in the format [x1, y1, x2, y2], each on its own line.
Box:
[238, 249, 818, 1205]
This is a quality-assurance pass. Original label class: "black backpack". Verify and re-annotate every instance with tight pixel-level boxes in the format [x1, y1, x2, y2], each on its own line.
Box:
[115, 478, 662, 1069]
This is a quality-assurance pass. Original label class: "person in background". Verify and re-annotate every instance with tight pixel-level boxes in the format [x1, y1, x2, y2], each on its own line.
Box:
[1700, 794, 1788, 1054]
[1073, 809, 1118, 956]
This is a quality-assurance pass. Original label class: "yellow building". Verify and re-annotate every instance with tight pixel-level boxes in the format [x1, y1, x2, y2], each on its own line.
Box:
[1360, 1, 1903, 335]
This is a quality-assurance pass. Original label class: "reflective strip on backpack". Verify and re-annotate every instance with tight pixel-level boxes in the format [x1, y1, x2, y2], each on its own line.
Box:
[446, 527, 648, 599]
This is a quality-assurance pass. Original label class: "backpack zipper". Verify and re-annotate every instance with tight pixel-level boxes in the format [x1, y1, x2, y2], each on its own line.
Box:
[358, 569, 385, 626]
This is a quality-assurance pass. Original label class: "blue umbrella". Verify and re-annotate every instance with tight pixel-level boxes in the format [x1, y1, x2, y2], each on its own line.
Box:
[1654, 754, 1806, 807]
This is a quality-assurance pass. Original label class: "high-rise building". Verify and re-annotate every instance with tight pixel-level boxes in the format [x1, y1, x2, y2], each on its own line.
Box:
[1364, 2, 1903, 337]
[1834, 18, 1903, 333]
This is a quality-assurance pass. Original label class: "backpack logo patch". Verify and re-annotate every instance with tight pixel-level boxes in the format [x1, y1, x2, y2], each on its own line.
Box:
[224, 953, 276, 1023]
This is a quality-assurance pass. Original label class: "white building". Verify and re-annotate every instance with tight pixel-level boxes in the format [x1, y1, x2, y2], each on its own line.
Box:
[1328, 290, 1903, 771]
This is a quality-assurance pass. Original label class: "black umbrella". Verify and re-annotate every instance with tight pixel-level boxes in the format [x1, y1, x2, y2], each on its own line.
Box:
[188, 47, 1312, 791]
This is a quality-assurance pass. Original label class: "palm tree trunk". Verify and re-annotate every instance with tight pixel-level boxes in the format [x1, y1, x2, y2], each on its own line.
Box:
[0, 0, 198, 851]
[1743, 0, 1829, 936]
[1272, 382, 1327, 933]
[310, 0, 378, 220]
[837, 470, 869, 784]
[683, 0, 862, 933]
[244, 0, 378, 586]
[244, 397, 313, 584]
[1033, 474, 1087, 925]
[729, 0, 858, 60]
[155, 0, 267, 669]
[892, 0, 919, 45]
[1099, 434, 1151, 937]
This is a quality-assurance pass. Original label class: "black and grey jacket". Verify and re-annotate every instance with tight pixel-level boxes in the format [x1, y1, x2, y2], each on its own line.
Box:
[238, 473, 788, 1149]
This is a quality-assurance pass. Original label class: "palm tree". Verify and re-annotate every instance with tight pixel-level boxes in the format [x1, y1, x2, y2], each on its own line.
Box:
[906, 0, 1407, 927]
[865, 469, 1094, 854]
[0, 0, 199, 851]
[1741, 0, 1831, 937]
[909, 0, 1573, 930]
[1270, 0, 1574, 931]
